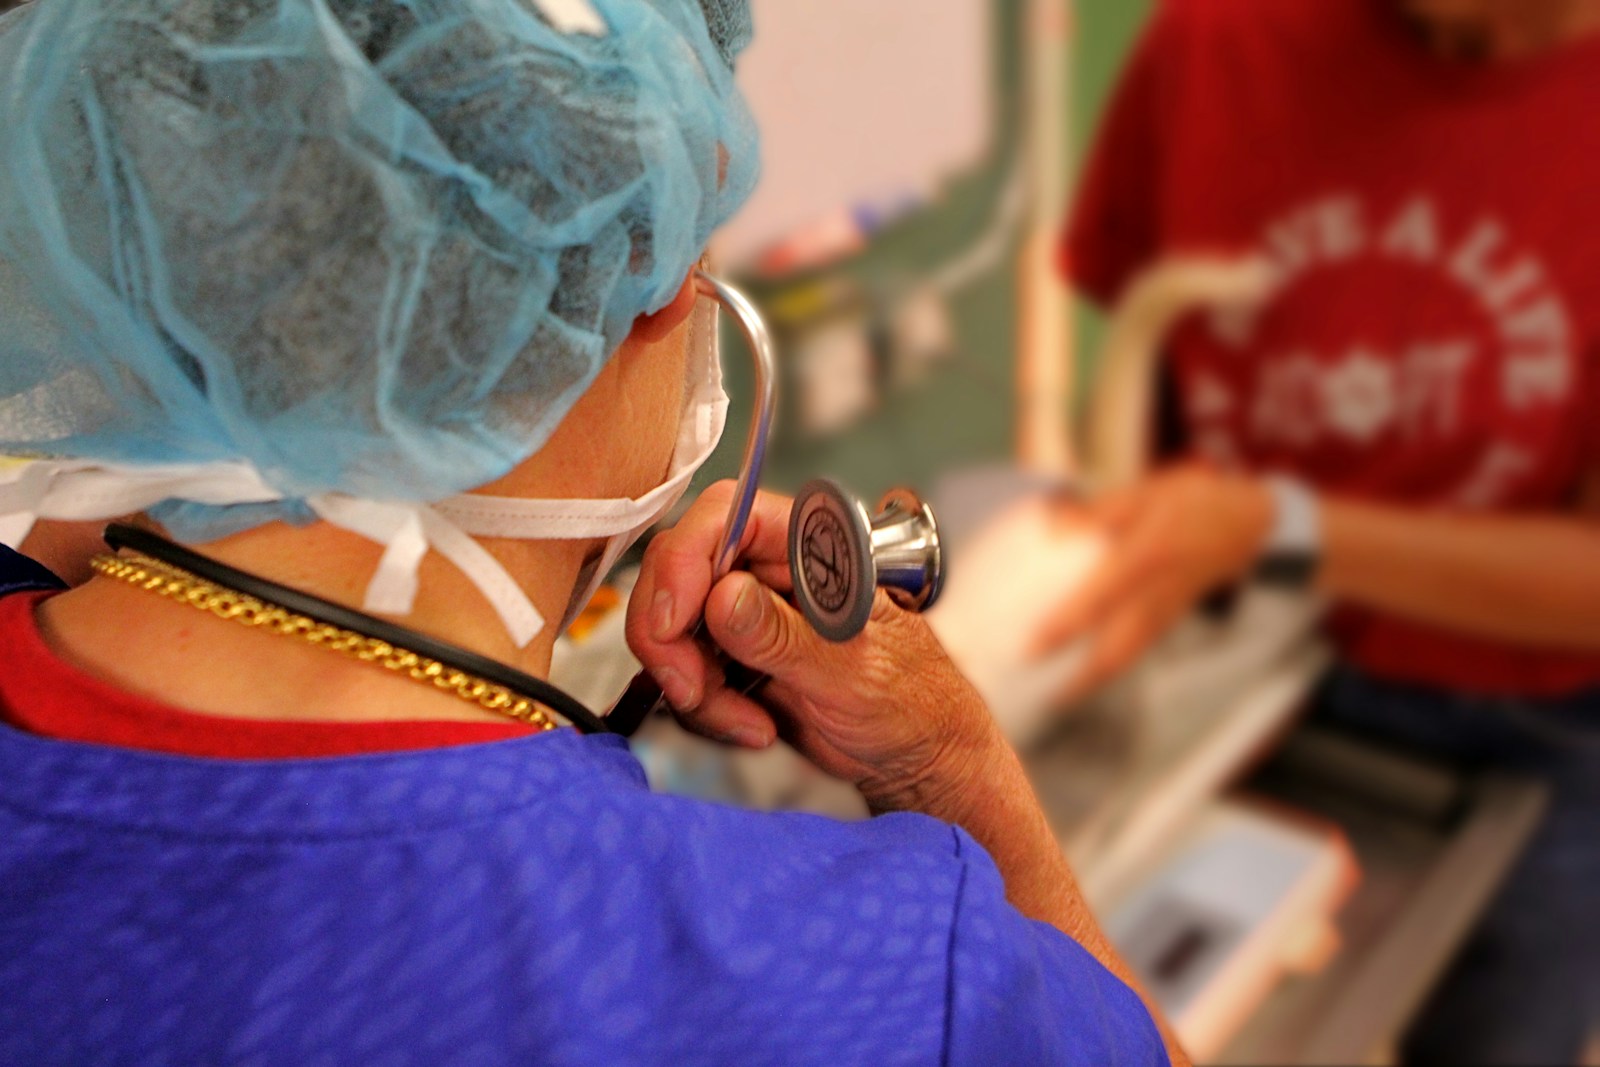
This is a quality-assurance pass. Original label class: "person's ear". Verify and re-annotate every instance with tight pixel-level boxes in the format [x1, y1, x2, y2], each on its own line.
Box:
[630, 272, 699, 343]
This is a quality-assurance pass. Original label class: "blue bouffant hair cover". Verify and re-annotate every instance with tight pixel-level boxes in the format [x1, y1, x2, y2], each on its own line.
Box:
[0, 0, 758, 531]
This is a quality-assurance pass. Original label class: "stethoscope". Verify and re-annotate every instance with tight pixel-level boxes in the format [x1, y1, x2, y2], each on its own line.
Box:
[106, 273, 946, 738]
[607, 271, 944, 734]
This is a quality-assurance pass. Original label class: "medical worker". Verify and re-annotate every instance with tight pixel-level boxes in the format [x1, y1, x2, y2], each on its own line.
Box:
[0, 0, 1179, 1063]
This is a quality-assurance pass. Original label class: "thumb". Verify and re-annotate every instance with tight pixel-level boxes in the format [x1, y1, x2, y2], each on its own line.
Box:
[705, 572, 835, 687]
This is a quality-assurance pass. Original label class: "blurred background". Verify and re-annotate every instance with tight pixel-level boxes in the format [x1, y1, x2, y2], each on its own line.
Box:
[699, 0, 1136, 498]
[559, 2, 1600, 1063]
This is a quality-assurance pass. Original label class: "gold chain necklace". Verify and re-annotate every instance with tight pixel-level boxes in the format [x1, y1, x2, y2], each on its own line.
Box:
[89, 551, 558, 732]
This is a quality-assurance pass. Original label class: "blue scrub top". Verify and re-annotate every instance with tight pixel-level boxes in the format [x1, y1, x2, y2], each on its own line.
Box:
[0, 550, 1165, 1066]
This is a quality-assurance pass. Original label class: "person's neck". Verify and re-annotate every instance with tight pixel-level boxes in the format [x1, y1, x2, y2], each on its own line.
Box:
[1510, 2, 1600, 57]
[1566, 3, 1600, 46]
[35, 520, 592, 726]
[1403, 0, 1600, 61]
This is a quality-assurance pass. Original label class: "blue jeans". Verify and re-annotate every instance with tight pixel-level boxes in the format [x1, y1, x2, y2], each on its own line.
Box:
[1312, 668, 1600, 1066]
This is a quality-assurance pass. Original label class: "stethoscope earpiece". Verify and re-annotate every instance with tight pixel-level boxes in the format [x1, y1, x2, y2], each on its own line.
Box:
[789, 479, 943, 643]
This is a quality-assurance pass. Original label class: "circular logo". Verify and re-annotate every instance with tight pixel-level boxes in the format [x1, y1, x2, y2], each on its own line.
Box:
[800, 505, 854, 615]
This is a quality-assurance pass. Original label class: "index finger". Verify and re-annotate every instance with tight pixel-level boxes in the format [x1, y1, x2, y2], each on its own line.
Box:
[626, 482, 794, 649]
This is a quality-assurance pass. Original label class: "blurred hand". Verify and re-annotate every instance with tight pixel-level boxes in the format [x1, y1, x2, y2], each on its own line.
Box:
[1031, 464, 1273, 694]
[627, 481, 1006, 815]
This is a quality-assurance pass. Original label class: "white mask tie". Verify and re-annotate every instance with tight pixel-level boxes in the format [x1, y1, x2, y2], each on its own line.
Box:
[0, 286, 728, 652]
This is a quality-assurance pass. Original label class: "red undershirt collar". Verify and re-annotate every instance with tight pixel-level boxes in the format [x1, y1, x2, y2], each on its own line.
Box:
[0, 591, 541, 759]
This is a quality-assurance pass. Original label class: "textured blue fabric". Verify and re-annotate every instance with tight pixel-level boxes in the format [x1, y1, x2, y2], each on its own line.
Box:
[0, 0, 758, 536]
[0, 722, 1165, 1066]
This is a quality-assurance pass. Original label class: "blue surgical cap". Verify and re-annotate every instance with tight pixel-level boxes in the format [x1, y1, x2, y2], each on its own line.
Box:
[0, 0, 758, 532]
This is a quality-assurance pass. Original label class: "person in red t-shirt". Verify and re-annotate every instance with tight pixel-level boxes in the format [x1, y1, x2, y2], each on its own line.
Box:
[1055, 0, 1600, 1062]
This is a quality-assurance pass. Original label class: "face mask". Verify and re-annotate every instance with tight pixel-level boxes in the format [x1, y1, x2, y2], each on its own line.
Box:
[0, 295, 728, 650]
[434, 294, 728, 635]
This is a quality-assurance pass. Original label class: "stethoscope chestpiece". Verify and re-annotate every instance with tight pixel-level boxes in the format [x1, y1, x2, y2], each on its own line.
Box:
[789, 478, 944, 643]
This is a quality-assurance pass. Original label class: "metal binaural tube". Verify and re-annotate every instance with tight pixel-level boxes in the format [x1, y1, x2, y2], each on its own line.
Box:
[696, 270, 777, 582]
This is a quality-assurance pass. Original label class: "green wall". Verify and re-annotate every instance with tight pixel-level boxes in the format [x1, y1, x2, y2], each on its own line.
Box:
[1074, 1, 1154, 152]
[701, 1, 1154, 504]
[1071, 1, 1153, 384]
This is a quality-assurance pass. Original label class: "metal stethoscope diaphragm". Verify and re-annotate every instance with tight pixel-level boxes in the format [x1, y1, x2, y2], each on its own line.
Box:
[788, 479, 943, 643]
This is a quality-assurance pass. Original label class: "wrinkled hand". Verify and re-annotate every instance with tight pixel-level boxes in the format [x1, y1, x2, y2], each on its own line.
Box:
[1032, 464, 1272, 693]
[627, 481, 1004, 814]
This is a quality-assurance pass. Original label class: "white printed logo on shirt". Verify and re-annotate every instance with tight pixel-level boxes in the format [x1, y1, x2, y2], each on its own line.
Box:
[1196, 193, 1579, 507]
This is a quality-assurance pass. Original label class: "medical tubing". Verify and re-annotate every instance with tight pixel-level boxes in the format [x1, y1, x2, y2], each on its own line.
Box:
[101, 524, 611, 736]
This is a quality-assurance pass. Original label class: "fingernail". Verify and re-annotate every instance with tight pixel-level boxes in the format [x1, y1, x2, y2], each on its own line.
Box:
[728, 580, 762, 636]
[650, 589, 675, 641]
[730, 724, 773, 749]
[650, 666, 696, 712]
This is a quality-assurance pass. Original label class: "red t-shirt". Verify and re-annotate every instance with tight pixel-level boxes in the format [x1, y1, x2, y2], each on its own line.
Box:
[1067, 0, 1600, 697]
[0, 591, 539, 758]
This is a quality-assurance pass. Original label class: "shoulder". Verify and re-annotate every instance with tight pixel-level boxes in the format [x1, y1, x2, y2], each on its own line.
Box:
[635, 792, 972, 906]
[667, 807, 1171, 1066]
[938, 828, 1169, 1064]
[630, 805, 1166, 1064]
[553, 796, 973, 1061]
